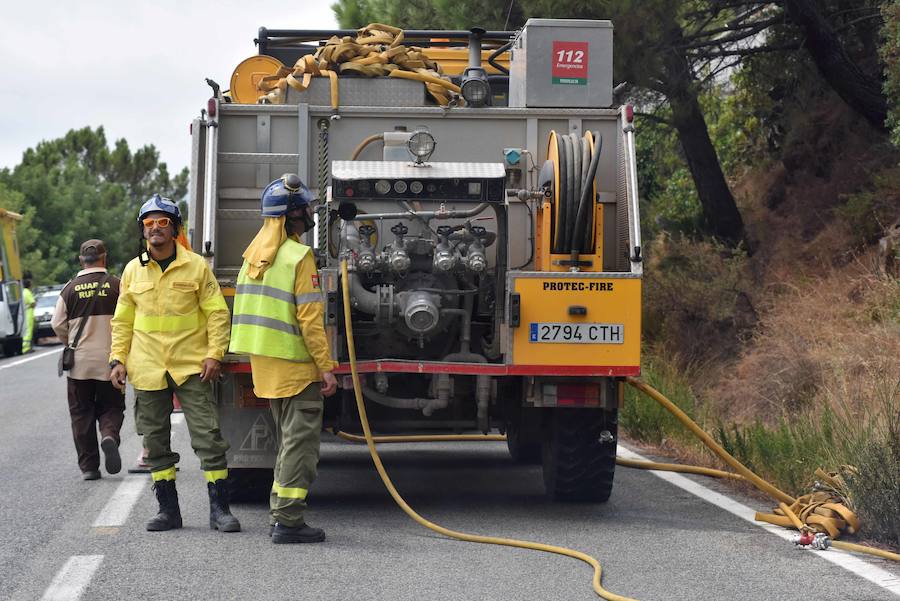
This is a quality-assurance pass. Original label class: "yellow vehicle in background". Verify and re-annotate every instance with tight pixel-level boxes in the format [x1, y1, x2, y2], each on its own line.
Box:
[0, 208, 25, 356]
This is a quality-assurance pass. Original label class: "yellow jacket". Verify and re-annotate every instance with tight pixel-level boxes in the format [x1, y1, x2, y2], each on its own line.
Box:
[110, 244, 230, 391]
[245, 244, 337, 399]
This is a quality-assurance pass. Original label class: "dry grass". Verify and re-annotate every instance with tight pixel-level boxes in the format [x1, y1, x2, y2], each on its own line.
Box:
[708, 261, 900, 425]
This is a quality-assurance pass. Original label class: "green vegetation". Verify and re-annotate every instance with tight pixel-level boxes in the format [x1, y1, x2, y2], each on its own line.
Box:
[0, 126, 187, 284]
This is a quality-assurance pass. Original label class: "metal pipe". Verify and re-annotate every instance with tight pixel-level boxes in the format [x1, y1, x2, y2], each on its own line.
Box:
[260, 29, 515, 43]
[349, 274, 381, 314]
[347, 203, 490, 222]
[468, 28, 485, 68]
[621, 106, 643, 274]
[202, 99, 219, 266]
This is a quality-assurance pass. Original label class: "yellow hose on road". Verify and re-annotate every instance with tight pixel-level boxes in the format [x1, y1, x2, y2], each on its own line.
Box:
[339, 260, 636, 601]
[333, 430, 742, 480]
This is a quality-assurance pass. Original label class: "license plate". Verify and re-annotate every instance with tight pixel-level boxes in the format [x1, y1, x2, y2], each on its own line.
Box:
[529, 322, 624, 344]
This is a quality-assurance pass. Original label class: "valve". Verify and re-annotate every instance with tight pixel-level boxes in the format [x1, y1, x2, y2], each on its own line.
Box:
[466, 239, 486, 273]
[388, 246, 411, 273]
[792, 531, 831, 551]
[390, 223, 409, 237]
[357, 224, 378, 272]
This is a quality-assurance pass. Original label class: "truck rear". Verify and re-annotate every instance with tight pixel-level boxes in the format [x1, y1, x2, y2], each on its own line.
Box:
[189, 19, 643, 501]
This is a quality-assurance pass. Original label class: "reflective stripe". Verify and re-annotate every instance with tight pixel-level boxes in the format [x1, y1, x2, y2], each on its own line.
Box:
[235, 283, 296, 305]
[273, 482, 308, 500]
[295, 291, 323, 305]
[232, 314, 299, 336]
[204, 469, 228, 483]
[151, 467, 177, 481]
[200, 295, 228, 313]
[134, 311, 200, 332]
[114, 302, 135, 321]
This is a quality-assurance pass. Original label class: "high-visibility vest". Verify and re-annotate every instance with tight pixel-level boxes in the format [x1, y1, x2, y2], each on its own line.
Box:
[230, 239, 314, 361]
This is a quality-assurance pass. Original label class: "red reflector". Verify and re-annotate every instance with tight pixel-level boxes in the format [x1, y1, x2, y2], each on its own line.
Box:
[625, 104, 634, 123]
[556, 384, 600, 406]
[345, 187, 354, 197]
[207, 98, 217, 118]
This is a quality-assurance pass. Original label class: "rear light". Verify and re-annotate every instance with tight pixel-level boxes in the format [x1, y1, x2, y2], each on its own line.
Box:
[207, 97, 217, 118]
[625, 104, 634, 123]
[542, 383, 601, 406]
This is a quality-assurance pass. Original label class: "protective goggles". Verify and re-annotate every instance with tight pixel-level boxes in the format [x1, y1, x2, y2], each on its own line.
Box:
[142, 217, 172, 229]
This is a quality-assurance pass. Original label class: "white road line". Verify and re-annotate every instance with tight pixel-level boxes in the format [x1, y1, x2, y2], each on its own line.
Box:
[0, 348, 58, 370]
[40, 555, 104, 601]
[618, 445, 900, 596]
[171, 413, 185, 426]
[92, 476, 146, 527]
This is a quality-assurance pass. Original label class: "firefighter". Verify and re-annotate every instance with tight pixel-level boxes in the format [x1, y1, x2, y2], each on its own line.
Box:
[109, 194, 240, 533]
[229, 174, 337, 544]
[22, 272, 35, 353]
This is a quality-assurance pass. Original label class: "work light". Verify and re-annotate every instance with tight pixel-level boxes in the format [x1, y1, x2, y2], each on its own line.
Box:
[460, 67, 491, 107]
[407, 130, 436, 164]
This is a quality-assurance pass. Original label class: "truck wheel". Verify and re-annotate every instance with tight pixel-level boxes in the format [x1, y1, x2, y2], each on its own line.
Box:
[506, 409, 542, 464]
[542, 408, 617, 502]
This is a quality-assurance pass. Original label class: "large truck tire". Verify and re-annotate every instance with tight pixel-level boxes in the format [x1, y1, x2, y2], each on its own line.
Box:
[541, 407, 617, 502]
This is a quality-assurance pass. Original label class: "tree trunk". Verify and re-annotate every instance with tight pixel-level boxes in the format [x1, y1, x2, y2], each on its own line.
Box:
[660, 34, 746, 246]
[783, 0, 888, 131]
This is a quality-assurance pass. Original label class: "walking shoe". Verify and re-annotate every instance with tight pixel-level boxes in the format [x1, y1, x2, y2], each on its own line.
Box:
[100, 437, 121, 475]
[272, 522, 325, 544]
[146, 480, 182, 531]
[82, 470, 101, 481]
[208, 480, 241, 532]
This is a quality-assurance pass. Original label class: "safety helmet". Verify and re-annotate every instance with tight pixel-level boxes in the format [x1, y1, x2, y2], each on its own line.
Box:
[261, 174, 314, 217]
[138, 194, 182, 225]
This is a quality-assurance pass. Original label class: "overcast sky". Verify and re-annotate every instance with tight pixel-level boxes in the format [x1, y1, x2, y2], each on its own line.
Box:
[0, 1, 339, 172]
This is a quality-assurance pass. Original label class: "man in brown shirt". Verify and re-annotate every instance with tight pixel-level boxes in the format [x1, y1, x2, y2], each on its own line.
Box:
[51, 239, 125, 480]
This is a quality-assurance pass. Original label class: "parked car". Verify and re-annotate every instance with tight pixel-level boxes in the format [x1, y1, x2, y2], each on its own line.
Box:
[33, 286, 63, 341]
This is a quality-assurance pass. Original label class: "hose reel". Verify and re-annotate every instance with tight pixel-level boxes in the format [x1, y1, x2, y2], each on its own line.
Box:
[542, 130, 602, 257]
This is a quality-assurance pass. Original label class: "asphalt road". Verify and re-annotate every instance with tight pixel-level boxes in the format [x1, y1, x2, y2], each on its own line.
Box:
[1, 348, 898, 601]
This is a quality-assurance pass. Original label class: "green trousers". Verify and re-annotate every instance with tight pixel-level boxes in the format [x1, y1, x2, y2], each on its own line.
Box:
[269, 383, 323, 527]
[135, 373, 229, 474]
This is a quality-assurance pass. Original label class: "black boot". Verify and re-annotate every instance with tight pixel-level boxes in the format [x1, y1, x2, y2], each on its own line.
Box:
[146, 480, 182, 531]
[272, 522, 326, 544]
[208, 480, 241, 532]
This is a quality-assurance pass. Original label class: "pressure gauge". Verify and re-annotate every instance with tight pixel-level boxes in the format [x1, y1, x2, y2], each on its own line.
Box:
[409, 181, 424, 194]
[393, 180, 408, 194]
[374, 180, 391, 195]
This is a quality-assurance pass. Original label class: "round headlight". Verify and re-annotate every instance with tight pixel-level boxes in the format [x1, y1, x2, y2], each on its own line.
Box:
[409, 181, 424, 194]
[393, 180, 408, 194]
[408, 131, 435, 162]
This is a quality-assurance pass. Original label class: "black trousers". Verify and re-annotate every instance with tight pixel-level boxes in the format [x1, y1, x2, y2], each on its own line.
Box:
[66, 378, 125, 472]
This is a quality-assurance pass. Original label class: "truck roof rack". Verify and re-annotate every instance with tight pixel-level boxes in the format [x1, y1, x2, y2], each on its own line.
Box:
[256, 28, 516, 66]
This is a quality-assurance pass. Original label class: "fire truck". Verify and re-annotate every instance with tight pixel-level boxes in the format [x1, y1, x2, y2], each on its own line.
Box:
[189, 19, 643, 501]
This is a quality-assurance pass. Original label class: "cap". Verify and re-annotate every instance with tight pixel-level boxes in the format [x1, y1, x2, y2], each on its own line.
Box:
[80, 239, 107, 257]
